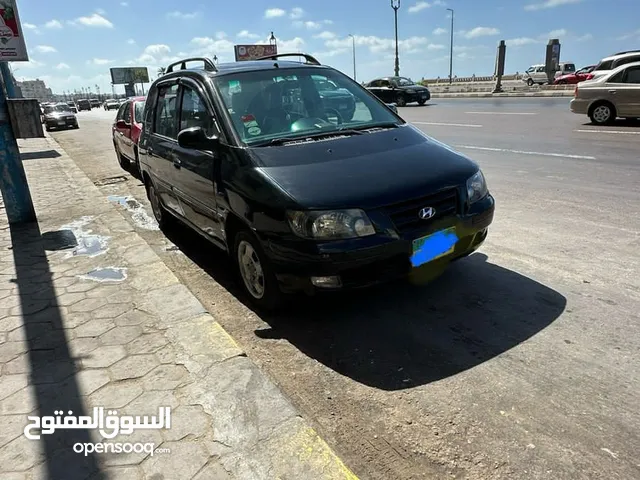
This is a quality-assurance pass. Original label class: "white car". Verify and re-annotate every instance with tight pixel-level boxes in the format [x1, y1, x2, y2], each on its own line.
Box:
[590, 50, 640, 81]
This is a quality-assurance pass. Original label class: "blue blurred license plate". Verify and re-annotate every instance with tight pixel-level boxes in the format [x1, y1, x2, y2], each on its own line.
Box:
[411, 227, 457, 268]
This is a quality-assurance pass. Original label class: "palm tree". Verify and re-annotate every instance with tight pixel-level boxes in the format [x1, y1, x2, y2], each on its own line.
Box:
[157, 66, 166, 77]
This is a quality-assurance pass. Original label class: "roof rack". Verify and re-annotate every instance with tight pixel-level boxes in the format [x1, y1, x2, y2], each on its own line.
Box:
[166, 57, 218, 73]
[613, 50, 640, 56]
[254, 52, 321, 66]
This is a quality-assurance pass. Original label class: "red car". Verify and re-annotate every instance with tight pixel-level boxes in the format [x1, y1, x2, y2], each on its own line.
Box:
[554, 65, 596, 85]
[112, 96, 146, 174]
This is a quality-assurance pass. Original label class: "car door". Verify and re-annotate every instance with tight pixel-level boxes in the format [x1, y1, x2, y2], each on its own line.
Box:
[113, 102, 129, 153]
[120, 101, 135, 161]
[379, 80, 394, 102]
[365, 80, 381, 100]
[171, 79, 223, 240]
[610, 65, 640, 116]
[149, 81, 183, 217]
[534, 66, 547, 83]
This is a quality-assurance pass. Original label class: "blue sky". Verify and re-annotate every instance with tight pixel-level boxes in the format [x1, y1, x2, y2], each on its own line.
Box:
[12, 0, 640, 94]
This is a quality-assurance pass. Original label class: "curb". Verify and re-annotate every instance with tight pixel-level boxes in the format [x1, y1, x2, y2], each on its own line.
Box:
[40, 133, 360, 480]
[431, 92, 574, 98]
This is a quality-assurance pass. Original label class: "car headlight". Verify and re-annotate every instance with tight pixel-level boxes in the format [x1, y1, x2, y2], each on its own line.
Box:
[466, 170, 488, 203]
[287, 209, 376, 240]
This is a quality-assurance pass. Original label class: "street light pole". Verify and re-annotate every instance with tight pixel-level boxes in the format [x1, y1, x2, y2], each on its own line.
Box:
[391, 0, 400, 77]
[447, 8, 454, 84]
[348, 34, 356, 81]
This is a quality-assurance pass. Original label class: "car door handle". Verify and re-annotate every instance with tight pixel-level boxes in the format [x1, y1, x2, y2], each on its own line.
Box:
[173, 158, 181, 169]
[608, 90, 617, 94]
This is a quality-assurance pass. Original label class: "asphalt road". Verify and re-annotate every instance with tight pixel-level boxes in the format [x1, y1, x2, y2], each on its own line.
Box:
[48, 99, 640, 480]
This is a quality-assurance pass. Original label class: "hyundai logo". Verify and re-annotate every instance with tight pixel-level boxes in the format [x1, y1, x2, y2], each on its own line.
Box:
[418, 207, 436, 220]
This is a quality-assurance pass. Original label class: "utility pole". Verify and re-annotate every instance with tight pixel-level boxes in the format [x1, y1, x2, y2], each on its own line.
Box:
[0, 63, 36, 223]
[447, 8, 454, 84]
[391, 0, 400, 77]
[348, 34, 357, 81]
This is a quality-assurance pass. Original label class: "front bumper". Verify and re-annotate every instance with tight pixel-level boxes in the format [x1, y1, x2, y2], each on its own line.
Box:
[408, 90, 430, 103]
[45, 117, 78, 129]
[262, 194, 495, 294]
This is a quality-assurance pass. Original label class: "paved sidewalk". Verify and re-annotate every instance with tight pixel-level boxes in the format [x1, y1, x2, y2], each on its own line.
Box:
[0, 136, 358, 479]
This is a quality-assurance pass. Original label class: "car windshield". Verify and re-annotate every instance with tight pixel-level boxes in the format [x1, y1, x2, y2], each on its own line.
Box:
[396, 77, 415, 86]
[44, 104, 71, 114]
[134, 101, 145, 123]
[213, 67, 402, 146]
[594, 60, 613, 71]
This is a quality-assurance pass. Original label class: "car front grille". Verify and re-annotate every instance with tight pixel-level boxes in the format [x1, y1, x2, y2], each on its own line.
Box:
[382, 187, 459, 234]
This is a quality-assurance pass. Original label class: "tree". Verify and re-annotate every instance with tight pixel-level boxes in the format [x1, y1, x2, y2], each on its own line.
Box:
[157, 67, 166, 77]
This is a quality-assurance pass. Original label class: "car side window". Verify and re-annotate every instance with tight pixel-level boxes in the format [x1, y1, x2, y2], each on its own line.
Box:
[614, 55, 640, 68]
[116, 103, 127, 120]
[122, 102, 132, 123]
[380, 80, 390, 87]
[624, 67, 640, 84]
[536, 66, 545, 73]
[154, 84, 179, 138]
[526, 67, 534, 73]
[179, 85, 215, 136]
[608, 71, 625, 83]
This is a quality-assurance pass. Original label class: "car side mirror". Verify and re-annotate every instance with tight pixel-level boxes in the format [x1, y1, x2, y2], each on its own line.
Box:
[116, 120, 130, 129]
[386, 103, 398, 113]
[177, 126, 219, 150]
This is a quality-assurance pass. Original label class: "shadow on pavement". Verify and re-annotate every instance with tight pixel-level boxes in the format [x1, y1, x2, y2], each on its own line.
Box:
[582, 119, 640, 128]
[20, 150, 62, 161]
[161, 221, 566, 391]
[9, 222, 102, 479]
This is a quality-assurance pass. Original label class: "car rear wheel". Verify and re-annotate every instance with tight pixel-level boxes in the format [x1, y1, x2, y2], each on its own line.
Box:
[589, 102, 615, 125]
[147, 179, 173, 230]
[233, 230, 283, 311]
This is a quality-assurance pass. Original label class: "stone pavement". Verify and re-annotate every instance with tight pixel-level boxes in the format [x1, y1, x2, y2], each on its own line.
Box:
[0, 136, 358, 480]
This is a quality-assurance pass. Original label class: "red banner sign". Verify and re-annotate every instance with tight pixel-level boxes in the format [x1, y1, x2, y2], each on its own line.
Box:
[234, 44, 278, 61]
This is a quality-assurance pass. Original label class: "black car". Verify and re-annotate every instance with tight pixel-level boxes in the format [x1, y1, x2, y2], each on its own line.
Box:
[138, 54, 494, 310]
[365, 76, 431, 106]
[42, 103, 79, 131]
[77, 99, 91, 111]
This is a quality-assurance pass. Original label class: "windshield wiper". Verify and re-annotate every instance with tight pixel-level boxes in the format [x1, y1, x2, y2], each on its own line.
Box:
[252, 129, 364, 147]
[339, 122, 400, 132]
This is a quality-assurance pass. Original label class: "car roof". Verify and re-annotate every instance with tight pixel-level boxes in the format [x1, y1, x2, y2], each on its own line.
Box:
[601, 51, 640, 62]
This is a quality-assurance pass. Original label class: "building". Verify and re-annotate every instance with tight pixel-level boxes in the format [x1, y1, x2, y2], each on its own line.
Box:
[16, 79, 53, 102]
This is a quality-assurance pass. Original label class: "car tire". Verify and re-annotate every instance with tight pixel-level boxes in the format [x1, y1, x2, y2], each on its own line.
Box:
[589, 101, 616, 125]
[396, 94, 407, 107]
[45, 125, 51, 132]
[146, 178, 173, 231]
[418, 99, 427, 106]
[557, 79, 567, 85]
[526, 78, 534, 86]
[233, 229, 283, 311]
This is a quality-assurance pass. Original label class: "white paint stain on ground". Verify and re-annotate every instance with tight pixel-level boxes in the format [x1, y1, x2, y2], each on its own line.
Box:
[78, 267, 128, 282]
[601, 448, 619, 459]
[60, 216, 110, 258]
[107, 195, 159, 231]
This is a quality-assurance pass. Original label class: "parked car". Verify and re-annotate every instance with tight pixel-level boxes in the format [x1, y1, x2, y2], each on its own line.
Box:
[77, 99, 91, 111]
[524, 62, 577, 86]
[89, 98, 101, 109]
[112, 96, 146, 172]
[553, 62, 576, 79]
[104, 98, 120, 110]
[553, 65, 596, 85]
[42, 103, 79, 131]
[590, 50, 640, 81]
[66, 101, 78, 113]
[137, 54, 494, 309]
[364, 76, 431, 106]
[570, 61, 640, 125]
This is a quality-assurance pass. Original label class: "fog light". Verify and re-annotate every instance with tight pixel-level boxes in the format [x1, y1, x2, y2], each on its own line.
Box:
[310, 276, 342, 288]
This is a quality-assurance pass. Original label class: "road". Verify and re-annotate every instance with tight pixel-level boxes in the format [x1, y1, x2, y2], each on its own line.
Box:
[48, 98, 640, 480]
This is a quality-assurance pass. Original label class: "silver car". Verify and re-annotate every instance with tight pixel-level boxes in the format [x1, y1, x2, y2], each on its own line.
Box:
[570, 61, 640, 125]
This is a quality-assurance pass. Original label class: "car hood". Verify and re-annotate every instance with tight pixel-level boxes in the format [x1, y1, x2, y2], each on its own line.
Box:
[252, 124, 478, 210]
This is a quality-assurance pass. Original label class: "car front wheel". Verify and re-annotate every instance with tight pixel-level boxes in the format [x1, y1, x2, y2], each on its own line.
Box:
[526, 78, 534, 86]
[234, 230, 283, 311]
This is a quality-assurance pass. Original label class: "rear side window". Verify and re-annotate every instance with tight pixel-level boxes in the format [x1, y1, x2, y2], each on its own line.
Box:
[122, 102, 132, 123]
[116, 103, 127, 120]
[613, 55, 640, 68]
[153, 84, 179, 138]
[625, 67, 640, 84]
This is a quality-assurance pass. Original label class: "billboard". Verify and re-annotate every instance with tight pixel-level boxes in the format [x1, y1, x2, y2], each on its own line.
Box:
[234, 44, 277, 62]
[110, 67, 150, 85]
[0, 1, 29, 61]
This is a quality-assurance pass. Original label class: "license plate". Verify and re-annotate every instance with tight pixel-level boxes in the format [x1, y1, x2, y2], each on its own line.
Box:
[58, 121, 66, 125]
[411, 227, 457, 268]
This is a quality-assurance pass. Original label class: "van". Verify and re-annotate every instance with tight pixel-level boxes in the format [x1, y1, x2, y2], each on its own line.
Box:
[554, 62, 576, 78]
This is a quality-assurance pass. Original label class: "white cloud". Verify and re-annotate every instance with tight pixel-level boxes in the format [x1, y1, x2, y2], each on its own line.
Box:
[18, 59, 46, 69]
[289, 7, 304, 19]
[576, 33, 592, 42]
[463, 27, 500, 39]
[408, 1, 431, 13]
[525, 0, 582, 11]
[73, 13, 113, 28]
[617, 29, 640, 41]
[55, 63, 70, 70]
[293, 19, 332, 30]
[44, 19, 62, 29]
[35, 45, 57, 53]
[127, 38, 136, 45]
[121, 1, 129, 5]
[238, 30, 260, 39]
[88, 58, 112, 65]
[23, 23, 39, 34]
[545, 29, 567, 38]
[507, 37, 539, 47]
[167, 11, 198, 20]
[144, 44, 171, 57]
[326, 35, 442, 56]
[432, 27, 447, 35]
[264, 8, 286, 18]
[314, 31, 336, 40]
